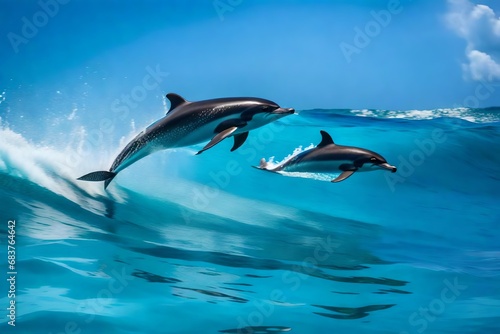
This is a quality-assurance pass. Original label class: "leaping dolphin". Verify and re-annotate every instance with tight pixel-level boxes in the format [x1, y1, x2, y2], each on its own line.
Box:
[256, 130, 397, 183]
[78, 93, 294, 189]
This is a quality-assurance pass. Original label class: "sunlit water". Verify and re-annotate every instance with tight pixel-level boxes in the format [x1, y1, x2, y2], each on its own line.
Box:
[0, 106, 499, 333]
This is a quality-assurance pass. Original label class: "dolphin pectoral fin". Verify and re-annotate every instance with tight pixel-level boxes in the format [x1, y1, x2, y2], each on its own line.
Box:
[77, 171, 115, 181]
[332, 170, 355, 183]
[334, 164, 357, 182]
[196, 126, 238, 155]
[231, 132, 249, 152]
[77, 171, 117, 190]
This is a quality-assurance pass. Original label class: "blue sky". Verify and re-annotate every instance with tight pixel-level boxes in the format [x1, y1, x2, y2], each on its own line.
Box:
[1, 0, 499, 112]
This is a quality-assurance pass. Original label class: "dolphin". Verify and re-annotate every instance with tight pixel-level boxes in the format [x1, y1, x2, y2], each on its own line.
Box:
[256, 130, 397, 183]
[77, 93, 294, 189]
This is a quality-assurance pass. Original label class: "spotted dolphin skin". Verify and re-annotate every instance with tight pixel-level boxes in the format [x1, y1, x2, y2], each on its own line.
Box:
[77, 93, 294, 189]
[256, 130, 397, 183]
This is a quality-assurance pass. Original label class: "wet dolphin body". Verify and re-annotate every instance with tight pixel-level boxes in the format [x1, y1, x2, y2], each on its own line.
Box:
[78, 93, 294, 189]
[256, 130, 397, 183]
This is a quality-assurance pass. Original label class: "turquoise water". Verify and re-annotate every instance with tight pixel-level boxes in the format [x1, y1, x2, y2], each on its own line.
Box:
[1, 1, 500, 333]
[1, 106, 499, 333]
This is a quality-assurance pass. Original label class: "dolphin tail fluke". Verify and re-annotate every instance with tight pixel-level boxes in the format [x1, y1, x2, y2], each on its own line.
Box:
[251, 158, 268, 170]
[259, 158, 268, 169]
[77, 171, 117, 189]
[104, 175, 117, 189]
[252, 158, 276, 172]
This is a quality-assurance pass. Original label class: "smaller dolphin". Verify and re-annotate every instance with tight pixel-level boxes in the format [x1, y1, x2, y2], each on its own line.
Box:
[256, 130, 397, 183]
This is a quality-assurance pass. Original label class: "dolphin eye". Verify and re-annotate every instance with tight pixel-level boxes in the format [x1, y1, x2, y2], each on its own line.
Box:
[261, 106, 269, 111]
[370, 157, 377, 161]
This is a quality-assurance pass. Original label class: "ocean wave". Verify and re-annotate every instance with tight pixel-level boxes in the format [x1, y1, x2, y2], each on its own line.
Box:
[2, 107, 500, 333]
[349, 107, 500, 123]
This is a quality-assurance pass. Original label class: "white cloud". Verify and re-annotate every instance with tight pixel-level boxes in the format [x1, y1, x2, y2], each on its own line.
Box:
[465, 49, 500, 80]
[446, 0, 500, 81]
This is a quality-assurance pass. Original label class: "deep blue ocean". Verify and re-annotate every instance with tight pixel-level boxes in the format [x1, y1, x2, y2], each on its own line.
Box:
[1, 1, 500, 333]
[1, 102, 499, 333]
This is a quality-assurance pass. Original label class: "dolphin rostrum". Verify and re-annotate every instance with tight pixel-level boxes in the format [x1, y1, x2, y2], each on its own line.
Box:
[256, 130, 397, 183]
[78, 93, 294, 189]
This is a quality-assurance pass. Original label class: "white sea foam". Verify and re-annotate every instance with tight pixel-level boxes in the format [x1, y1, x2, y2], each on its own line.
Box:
[279, 171, 340, 182]
[0, 121, 127, 209]
[350, 107, 498, 123]
[262, 144, 339, 182]
[263, 144, 315, 170]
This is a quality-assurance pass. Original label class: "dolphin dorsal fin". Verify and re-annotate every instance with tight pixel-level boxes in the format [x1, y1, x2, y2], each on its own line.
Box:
[166, 93, 187, 113]
[317, 130, 335, 147]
